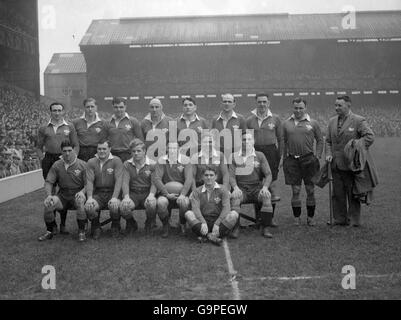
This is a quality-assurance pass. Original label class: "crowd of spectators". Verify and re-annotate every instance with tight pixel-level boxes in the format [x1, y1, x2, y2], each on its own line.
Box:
[1, 83, 400, 180]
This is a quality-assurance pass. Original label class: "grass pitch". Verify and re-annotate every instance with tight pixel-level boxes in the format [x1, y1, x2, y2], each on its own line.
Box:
[0, 138, 400, 299]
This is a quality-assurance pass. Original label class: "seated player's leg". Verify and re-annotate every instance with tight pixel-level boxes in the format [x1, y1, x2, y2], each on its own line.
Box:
[74, 193, 87, 241]
[120, 196, 137, 235]
[155, 196, 170, 237]
[220, 210, 239, 238]
[257, 187, 274, 238]
[184, 210, 204, 238]
[85, 194, 102, 239]
[107, 195, 121, 238]
[38, 196, 64, 241]
[177, 196, 190, 234]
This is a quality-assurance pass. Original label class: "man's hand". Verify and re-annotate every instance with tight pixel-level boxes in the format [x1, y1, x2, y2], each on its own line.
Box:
[108, 197, 120, 211]
[231, 186, 242, 200]
[121, 196, 132, 212]
[259, 186, 271, 199]
[85, 197, 96, 210]
[145, 193, 156, 207]
[75, 191, 86, 203]
[44, 195, 55, 208]
[176, 194, 186, 206]
[167, 193, 178, 201]
[200, 223, 208, 236]
[212, 224, 220, 237]
[326, 155, 333, 162]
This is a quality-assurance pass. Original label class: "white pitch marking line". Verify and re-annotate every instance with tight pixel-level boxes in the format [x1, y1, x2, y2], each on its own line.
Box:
[222, 239, 241, 300]
[242, 273, 401, 282]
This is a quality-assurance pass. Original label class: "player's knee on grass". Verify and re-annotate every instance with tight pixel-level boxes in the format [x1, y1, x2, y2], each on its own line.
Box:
[85, 200, 100, 220]
[120, 199, 135, 219]
[156, 196, 169, 219]
[221, 210, 239, 230]
[230, 197, 242, 212]
[185, 210, 201, 227]
[177, 196, 190, 212]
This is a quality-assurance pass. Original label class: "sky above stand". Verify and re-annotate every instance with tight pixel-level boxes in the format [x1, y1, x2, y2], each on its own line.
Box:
[37, 0, 401, 94]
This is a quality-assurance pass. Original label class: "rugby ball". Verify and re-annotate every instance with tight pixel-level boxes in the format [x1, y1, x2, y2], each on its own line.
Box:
[165, 181, 184, 194]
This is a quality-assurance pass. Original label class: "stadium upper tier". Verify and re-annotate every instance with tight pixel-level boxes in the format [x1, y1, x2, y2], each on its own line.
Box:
[80, 11, 401, 46]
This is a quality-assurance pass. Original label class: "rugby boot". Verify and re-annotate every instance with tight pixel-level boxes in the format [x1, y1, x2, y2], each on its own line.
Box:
[38, 231, 53, 241]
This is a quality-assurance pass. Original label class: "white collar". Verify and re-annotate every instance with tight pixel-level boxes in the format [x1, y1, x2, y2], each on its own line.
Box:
[61, 155, 77, 168]
[144, 113, 165, 122]
[112, 113, 129, 121]
[95, 153, 114, 161]
[80, 112, 101, 123]
[217, 111, 238, 121]
[237, 148, 257, 158]
[180, 113, 200, 122]
[127, 156, 153, 167]
[198, 149, 219, 158]
[48, 119, 68, 127]
[251, 108, 272, 119]
[201, 182, 221, 193]
[159, 153, 185, 164]
[289, 114, 311, 122]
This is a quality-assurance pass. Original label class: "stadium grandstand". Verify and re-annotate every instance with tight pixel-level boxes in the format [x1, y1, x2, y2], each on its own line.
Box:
[80, 11, 401, 116]
[44, 53, 87, 110]
[0, 0, 40, 96]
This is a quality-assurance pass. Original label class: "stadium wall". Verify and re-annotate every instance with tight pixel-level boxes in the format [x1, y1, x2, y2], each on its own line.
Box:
[82, 39, 401, 114]
[0, 170, 43, 204]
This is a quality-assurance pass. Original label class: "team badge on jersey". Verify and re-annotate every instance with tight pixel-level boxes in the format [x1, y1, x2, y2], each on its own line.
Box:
[144, 170, 151, 176]
[74, 169, 81, 176]
[254, 160, 260, 168]
[197, 126, 203, 132]
[107, 168, 114, 174]
[348, 127, 355, 132]
[177, 165, 184, 172]
[305, 124, 313, 131]
[232, 125, 239, 129]
[267, 123, 275, 130]
[95, 128, 101, 133]
[214, 197, 221, 204]
[63, 129, 70, 136]
[125, 124, 132, 130]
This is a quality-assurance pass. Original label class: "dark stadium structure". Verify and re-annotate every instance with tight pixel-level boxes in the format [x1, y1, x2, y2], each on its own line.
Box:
[80, 11, 401, 115]
[0, 0, 40, 97]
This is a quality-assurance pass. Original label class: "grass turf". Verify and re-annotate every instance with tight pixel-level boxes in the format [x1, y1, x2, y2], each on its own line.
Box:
[0, 137, 400, 299]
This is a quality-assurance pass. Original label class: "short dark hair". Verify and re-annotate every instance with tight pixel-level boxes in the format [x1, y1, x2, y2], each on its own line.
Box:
[129, 138, 146, 151]
[292, 97, 307, 106]
[337, 95, 352, 103]
[60, 140, 73, 150]
[182, 97, 196, 105]
[112, 97, 127, 105]
[202, 165, 217, 175]
[255, 93, 269, 100]
[98, 140, 112, 148]
[83, 98, 96, 106]
[49, 102, 64, 111]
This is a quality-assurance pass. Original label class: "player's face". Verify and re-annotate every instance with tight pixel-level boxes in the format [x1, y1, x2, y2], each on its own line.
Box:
[242, 133, 254, 151]
[50, 105, 64, 122]
[132, 145, 145, 161]
[293, 101, 306, 120]
[149, 103, 162, 118]
[183, 100, 196, 116]
[335, 99, 350, 117]
[113, 102, 126, 118]
[61, 146, 75, 163]
[97, 143, 110, 160]
[85, 102, 97, 117]
[256, 96, 270, 113]
[203, 170, 217, 186]
[221, 95, 235, 112]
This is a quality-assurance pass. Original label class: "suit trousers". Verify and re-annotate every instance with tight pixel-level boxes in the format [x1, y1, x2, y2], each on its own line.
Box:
[332, 168, 361, 224]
